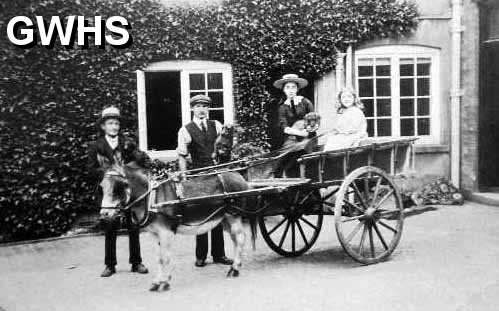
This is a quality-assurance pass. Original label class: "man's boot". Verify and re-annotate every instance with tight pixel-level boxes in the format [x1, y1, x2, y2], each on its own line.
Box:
[100, 266, 116, 277]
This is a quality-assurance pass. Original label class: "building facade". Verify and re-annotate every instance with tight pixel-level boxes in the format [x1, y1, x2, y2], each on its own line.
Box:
[137, 0, 498, 196]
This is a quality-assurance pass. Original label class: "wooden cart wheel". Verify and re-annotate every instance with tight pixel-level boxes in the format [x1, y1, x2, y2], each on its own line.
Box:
[258, 188, 323, 257]
[334, 166, 403, 264]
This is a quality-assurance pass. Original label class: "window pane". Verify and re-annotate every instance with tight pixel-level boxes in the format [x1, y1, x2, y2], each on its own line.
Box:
[376, 78, 391, 96]
[417, 98, 430, 116]
[190, 91, 205, 98]
[367, 119, 375, 137]
[400, 58, 414, 76]
[189, 74, 205, 90]
[358, 58, 374, 77]
[377, 99, 391, 116]
[375, 58, 391, 76]
[400, 98, 414, 116]
[207, 73, 223, 89]
[377, 119, 392, 136]
[209, 109, 224, 124]
[362, 99, 374, 118]
[359, 66, 373, 77]
[417, 58, 431, 76]
[359, 79, 373, 97]
[417, 118, 430, 135]
[208, 91, 224, 108]
[400, 78, 414, 96]
[417, 78, 430, 96]
[400, 118, 415, 136]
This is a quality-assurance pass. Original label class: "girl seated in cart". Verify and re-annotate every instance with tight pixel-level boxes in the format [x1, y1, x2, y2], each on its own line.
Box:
[324, 88, 368, 151]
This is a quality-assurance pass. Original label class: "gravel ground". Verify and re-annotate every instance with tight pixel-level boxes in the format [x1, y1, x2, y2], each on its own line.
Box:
[1, 202, 499, 311]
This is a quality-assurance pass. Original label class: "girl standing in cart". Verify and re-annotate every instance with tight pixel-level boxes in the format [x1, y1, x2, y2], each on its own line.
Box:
[324, 88, 368, 151]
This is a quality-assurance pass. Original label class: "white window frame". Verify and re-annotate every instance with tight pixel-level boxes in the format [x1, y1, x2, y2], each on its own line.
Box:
[137, 60, 234, 159]
[355, 45, 441, 145]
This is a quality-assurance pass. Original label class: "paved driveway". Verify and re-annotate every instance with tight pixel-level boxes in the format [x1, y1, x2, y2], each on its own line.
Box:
[1, 202, 499, 311]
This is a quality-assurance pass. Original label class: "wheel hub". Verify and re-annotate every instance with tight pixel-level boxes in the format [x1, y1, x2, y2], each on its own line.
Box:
[364, 207, 377, 220]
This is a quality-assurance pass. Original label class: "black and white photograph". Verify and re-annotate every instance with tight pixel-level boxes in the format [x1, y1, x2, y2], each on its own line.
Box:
[1, 0, 498, 310]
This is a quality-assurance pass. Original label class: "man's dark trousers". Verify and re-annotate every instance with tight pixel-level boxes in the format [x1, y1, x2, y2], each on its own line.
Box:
[103, 214, 142, 267]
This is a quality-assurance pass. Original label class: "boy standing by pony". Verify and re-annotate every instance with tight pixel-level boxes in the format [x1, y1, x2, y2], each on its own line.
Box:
[176, 95, 233, 268]
[87, 106, 150, 277]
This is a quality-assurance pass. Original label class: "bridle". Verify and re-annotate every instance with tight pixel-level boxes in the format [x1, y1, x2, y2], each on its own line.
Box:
[102, 170, 152, 211]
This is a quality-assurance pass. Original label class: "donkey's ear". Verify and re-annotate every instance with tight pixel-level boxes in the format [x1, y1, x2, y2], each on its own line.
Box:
[97, 154, 112, 170]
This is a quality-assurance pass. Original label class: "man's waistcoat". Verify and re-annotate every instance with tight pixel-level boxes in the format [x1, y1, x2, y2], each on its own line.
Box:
[185, 120, 217, 167]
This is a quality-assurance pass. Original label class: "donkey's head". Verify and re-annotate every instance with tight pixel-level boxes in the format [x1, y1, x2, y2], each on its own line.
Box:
[97, 153, 131, 220]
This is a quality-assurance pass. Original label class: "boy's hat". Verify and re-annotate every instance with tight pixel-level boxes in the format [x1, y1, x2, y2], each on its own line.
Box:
[99, 106, 121, 124]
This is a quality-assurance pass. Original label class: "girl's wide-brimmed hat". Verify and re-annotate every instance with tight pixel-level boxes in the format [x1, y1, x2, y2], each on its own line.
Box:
[273, 73, 308, 90]
[99, 106, 121, 124]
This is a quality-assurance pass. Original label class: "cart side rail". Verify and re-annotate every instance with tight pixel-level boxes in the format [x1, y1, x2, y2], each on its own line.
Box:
[297, 137, 417, 182]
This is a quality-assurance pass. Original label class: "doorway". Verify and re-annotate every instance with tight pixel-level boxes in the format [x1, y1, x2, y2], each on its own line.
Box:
[145, 71, 181, 151]
[479, 5, 499, 190]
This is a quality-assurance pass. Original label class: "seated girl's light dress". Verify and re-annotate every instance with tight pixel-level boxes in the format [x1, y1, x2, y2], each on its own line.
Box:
[324, 105, 368, 151]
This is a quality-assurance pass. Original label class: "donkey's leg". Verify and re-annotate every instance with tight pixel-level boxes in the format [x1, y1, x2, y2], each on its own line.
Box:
[149, 223, 175, 291]
[224, 215, 245, 277]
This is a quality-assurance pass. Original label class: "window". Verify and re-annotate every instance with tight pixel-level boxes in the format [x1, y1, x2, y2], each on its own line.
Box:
[137, 60, 234, 158]
[355, 45, 440, 144]
[188, 72, 225, 123]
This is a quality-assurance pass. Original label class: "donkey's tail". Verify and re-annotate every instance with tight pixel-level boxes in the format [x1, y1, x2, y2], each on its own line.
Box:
[248, 216, 258, 251]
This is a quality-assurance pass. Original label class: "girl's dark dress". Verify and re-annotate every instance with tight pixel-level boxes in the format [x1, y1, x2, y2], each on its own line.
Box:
[276, 96, 314, 177]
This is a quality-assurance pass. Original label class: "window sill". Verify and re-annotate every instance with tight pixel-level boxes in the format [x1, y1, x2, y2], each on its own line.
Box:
[414, 144, 449, 154]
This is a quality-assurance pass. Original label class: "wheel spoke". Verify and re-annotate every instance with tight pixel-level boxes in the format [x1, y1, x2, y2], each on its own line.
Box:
[268, 217, 287, 235]
[293, 191, 300, 205]
[291, 221, 296, 252]
[278, 220, 291, 248]
[373, 223, 388, 250]
[371, 177, 383, 207]
[374, 188, 394, 209]
[345, 221, 364, 245]
[343, 200, 364, 214]
[351, 182, 368, 209]
[296, 220, 309, 247]
[378, 220, 398, 234]
[300, 216, 318, 230]
[363, 177, 370, 200]
[358, 225, 367, 255]
[298, 190, 314, 205]
[341, 214, 364, 223]
[323, 188, 340, 201]
[368, 226, 375, 258]
[378, 210, 401, 220]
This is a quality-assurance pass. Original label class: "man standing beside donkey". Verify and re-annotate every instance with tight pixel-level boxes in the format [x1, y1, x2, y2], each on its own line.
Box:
[87, 106, 150, 277]
[176, 95, 233, 268]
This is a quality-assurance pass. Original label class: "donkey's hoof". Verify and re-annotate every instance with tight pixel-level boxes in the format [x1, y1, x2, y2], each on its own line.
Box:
[149, 283, 160, 291]
[226, 267, 240, 278]
[157, 281, 170, 291]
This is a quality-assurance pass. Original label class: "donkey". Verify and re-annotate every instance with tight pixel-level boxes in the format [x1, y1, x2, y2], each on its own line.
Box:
[97, 134, 257, 292]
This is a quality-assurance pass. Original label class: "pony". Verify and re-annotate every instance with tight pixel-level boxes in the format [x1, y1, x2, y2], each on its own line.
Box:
[97, 130, 257, 292]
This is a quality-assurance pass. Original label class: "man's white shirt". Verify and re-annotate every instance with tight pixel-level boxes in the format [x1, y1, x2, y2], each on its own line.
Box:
[176, 117, 223, 156]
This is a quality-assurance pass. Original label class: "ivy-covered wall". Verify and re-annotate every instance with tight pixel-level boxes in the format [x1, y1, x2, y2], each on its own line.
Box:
[0, 0, 418, 241]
